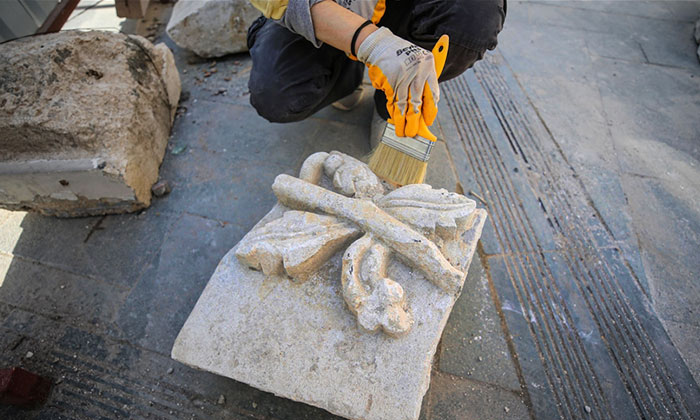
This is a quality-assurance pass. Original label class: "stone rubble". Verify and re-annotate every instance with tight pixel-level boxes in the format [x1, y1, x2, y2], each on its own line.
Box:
[0, 31, 180, 217]
[166, 0, 261, 58]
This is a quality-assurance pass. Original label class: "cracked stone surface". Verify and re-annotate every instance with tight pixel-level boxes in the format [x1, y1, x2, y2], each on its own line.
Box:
[0, 31, 180, 216]
[166, 0, 260, 58]
[172, 152, 487, 420]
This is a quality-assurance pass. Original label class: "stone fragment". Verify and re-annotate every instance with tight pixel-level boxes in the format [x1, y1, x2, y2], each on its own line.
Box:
[166, 0, 261, 58]
[695, 15, 700, 44]
[152, 43, 182, 122]
[173, 152, 487, 420]
[0, 31, 180, 217]
[151, 180, 172, 197]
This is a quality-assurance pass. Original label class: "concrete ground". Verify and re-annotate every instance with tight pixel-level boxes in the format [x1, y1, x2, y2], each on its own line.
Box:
[1, 1, 699, 419]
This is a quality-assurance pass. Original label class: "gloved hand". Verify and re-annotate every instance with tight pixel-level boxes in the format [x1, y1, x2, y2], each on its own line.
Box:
[357, 27, 439, 138]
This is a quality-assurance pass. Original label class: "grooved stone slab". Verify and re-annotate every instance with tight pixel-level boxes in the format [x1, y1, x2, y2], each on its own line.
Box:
[172, 154, 487, 420]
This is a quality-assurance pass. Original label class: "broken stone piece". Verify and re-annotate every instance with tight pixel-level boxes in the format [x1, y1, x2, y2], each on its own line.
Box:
[173, 151, 487, 420]
[0, 31, 180, 217]
[152, 43, 182, 122]
[166, 0, 261, 58]
[151, 180, 172, 197]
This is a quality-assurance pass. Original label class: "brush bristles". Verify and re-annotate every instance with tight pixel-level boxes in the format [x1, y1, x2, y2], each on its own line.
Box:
[368, 143, 428, 186]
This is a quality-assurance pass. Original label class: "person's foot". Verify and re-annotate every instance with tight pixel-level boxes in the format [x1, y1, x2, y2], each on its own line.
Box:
[332, 86, 365, 111]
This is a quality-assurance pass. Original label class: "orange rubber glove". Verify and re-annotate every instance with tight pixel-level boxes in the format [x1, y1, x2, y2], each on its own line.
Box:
[357, 27, 439, 138]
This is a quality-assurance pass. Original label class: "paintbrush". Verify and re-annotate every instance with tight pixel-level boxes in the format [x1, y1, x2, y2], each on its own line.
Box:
[368, 35, 449, 186]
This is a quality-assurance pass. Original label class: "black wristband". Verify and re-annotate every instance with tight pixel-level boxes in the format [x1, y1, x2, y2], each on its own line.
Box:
[351, 20, 373, 57]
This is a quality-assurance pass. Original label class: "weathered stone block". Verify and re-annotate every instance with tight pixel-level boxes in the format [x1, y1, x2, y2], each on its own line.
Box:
[0, 31, 180, 217]
[172, 152, 487, 420]
[166, 0, 261, 58]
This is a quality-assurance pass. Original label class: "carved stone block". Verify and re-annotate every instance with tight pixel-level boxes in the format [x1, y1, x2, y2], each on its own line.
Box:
[172, 152, 487, 420]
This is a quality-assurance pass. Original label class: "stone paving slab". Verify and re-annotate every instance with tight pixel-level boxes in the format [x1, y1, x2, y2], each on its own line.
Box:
[437, 254, 520, 392]
[117, 212, 247, 355]
[422, 371, 529, 420]
[0, 210, 175, 290]
[498, 0, 700, 386]
[440, 44, 700, 419]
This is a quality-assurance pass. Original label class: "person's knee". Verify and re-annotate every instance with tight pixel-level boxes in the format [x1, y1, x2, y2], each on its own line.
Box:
[247, 20, 321, 123]
[248, 88, 305, 123]
[409, 0, 506, 80]
[440, 45, 486, 80]
[248, 79, 321, 123]
[247, 17, 356, 123]
[429, 0, 505, 48]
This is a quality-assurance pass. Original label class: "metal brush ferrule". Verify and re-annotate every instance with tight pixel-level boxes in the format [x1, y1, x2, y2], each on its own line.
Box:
[382, 123, 434, 162]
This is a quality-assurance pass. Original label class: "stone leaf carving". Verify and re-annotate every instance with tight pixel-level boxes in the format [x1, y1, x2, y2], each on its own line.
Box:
[236, 211, 360, 281]
[271, 174, 466, 295]
[235, 152, 474, 337]
[377, 184, 476, 240]
[342, 234, 413, 337]
[323, 151, 385, 199]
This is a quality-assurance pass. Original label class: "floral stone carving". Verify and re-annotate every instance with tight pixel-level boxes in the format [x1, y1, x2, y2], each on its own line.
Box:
[172, 151, 487, 420]
[234, 151, 477, 337]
